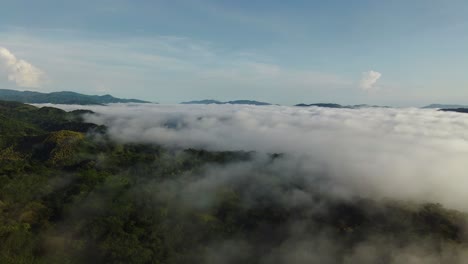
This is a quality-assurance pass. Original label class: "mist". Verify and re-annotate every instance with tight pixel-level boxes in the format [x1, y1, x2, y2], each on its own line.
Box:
[24, 103, 468, 263]
[43, 103, 468, 212]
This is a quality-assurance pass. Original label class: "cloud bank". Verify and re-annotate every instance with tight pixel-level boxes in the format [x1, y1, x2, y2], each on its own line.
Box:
[46, 103, 468, 212]
[0, 46, 44, 88]
[37, 103, 468, 263]
[360, 70, 382, 91]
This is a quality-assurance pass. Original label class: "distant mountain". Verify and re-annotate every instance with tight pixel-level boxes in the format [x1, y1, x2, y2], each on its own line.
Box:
[295, 103, 389, 109]
[423, 104, 468, 109]
[181, 99, 223, 105]
[181, 99, 271, 106]
[439, 108, 468, 114]
[226, 100, 271, 105]
[0, 89, 151, 105]
[295, 103, 343, 108]
[350, 104, 391, 109]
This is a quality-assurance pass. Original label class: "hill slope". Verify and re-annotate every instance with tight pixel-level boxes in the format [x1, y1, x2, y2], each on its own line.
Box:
[440, 108, 468, 114]
[0, 100, 102, 138]
[0, 89, 151, 105]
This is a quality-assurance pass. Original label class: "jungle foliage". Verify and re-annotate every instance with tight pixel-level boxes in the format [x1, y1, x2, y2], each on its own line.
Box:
[1, 101, 467, 264]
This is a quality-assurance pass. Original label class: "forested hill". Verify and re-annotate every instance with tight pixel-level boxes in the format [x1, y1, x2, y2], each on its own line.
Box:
[440, 108, 468, 114]
[0, 89, 151, 105]
[1, 101, 468, 263]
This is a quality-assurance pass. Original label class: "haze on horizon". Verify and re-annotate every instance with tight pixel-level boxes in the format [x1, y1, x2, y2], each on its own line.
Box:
[1, 0, 468, 106]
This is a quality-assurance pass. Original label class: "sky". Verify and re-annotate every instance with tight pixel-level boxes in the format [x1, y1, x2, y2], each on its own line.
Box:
[0, 0, 468, 106]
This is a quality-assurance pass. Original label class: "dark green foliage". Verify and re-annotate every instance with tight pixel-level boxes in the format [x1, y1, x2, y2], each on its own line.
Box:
[1, 102, 468, 263]
[440, 108, 468, 114]
[0, 100, 104, 137]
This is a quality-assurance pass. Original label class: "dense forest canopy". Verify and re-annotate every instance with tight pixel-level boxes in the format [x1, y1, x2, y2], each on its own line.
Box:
[1, 101, 468, 263]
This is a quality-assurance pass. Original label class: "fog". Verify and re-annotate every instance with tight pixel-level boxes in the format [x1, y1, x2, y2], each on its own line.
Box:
[44, 103, 468, 213]
[32, 103, 468, 263]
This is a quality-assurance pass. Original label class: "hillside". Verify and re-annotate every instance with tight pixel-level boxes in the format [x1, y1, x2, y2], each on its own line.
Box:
[1, 102, 468, 263]
[0, 89, 151, 105]
[440, 108, 468, 114]
[0, 100, 102, 139]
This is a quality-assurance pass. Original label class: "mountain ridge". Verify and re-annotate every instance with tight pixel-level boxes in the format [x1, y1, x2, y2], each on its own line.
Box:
[439, 108, 468, 114]
[0, 89, 151, 105]
[423, 104, 468, 109]
[295, 103, 389, 109]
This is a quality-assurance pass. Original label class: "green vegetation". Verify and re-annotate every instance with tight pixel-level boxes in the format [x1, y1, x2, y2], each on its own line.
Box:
[440, 108, 468, 114]
[1, 101, 468, 263]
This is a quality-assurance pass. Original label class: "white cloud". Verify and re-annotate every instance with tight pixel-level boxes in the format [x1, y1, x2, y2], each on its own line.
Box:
[360, 70, 382, 91]
[43, 103, 468, 212]
[37, 103, 468, 262]
[0, 46, 44, 88]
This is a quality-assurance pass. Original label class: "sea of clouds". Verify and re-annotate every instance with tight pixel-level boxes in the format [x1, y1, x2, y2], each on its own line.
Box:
[36, 103, 468, 263]
[42, 103, 468, 212]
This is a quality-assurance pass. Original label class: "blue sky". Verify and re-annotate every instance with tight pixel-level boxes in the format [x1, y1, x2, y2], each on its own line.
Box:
[0, 0, 467, 106]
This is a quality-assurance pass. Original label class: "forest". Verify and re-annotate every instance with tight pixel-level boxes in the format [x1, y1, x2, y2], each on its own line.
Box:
[1, 100, 468, 264]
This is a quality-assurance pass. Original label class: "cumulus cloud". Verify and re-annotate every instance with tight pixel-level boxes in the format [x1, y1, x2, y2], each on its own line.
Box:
[0, 46, 44, 88]
[360, 70, 382, 91]
[44, 103, 468, 212]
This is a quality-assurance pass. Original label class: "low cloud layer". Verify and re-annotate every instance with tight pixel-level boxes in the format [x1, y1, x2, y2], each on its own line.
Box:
[46, 103, 468, 212]
[35, 103, 468, 263]
[360, 70, 382, 91]
[0, 46, 44, 88]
